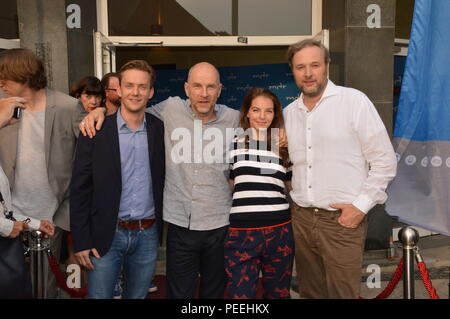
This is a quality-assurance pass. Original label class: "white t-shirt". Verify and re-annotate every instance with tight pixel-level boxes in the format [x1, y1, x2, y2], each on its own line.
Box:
[11, 109, 58, 223]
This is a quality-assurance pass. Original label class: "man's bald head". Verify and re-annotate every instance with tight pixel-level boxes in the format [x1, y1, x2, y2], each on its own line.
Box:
[187, 62, 221, 84]
[184, 62, 222, 121]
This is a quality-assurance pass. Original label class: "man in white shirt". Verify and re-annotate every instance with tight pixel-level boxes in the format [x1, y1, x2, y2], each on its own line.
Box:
[283, 39, 397, 299]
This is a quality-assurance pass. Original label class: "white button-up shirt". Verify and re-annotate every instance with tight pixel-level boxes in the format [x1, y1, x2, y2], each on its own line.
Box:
[283, 80, 397, 214]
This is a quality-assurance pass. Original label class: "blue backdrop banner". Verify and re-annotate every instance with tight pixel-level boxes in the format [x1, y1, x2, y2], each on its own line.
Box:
[151, 63, 299, 109]
[386, 0, 450, 235]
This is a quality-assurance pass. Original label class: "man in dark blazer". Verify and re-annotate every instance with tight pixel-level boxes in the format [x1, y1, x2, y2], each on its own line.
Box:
[70, 60, 164, 299]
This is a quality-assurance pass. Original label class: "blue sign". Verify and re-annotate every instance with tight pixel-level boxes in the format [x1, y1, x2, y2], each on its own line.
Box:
[151, 63, 299, 109]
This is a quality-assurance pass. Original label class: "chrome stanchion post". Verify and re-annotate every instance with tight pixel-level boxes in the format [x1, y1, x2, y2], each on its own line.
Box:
[28, 230, 50, 299]
[398, 227, 419, 299]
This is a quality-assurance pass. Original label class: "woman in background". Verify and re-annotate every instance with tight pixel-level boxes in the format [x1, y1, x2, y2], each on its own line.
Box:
[70, 76, 105, 113]
[225, 87, 294, 299]
[68, 75, 105, 297]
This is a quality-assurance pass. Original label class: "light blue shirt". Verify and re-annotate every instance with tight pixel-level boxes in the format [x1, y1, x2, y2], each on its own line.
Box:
[116, 109, 155, 221]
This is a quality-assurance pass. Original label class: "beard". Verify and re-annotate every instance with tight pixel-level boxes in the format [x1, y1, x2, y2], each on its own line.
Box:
[112, 98, 121, 107]
[300, 78, 328, 98]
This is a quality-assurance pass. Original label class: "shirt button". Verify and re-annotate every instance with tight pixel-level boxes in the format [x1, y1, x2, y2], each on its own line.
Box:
[309, 165, 312, 169]
[308, 128, 311, 130]
[308, 146, 312, 150]
[308, 185, 312, 189]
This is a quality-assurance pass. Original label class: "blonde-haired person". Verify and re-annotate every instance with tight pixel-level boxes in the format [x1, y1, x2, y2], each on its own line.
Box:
[70, 60, 165, 299]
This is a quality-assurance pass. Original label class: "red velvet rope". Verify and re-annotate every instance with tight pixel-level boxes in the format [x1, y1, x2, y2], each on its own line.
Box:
[359, 258, 404, 299]
[417, 261, 440, 299]
[360, 256, 441, 299]
[47, 254, 88, 298]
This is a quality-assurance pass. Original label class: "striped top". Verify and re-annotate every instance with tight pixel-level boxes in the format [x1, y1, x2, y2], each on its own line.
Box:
[229, 137, 292, 228]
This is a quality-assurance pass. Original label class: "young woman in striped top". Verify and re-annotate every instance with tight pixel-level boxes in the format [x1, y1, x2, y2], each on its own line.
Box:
[225, 87, 294, 299]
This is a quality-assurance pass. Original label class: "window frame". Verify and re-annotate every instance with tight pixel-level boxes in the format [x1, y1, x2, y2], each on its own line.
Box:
[96, 0, 323, 47]
[0, 38, 20, 50]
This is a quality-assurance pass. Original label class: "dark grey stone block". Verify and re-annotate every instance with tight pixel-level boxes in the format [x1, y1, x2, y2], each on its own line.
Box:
[345, 27, 395, 102]
[323, 0, 346, 30]
[365, 204, 396, 250]
[347, 0, 396, 27]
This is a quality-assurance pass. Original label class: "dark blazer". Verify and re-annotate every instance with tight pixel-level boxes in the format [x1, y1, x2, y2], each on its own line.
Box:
[70, 111, 165, 256]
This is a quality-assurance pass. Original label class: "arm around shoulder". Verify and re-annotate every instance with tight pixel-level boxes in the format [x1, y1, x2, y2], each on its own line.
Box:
[146, 96, 185, 120]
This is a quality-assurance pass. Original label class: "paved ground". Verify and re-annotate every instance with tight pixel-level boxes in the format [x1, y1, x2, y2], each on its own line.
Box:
[153, 233, 449, 299]
[59, 230, 446, 300]
[287, 234, 449, 299]
[359, 234, 449, 299]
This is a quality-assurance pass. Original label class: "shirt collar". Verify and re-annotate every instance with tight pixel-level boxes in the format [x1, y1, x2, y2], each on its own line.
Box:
[297, 79, 340, 111]
[116, 107, 147, 132]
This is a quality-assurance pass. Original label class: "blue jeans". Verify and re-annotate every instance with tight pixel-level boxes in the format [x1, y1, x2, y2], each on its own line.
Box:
[87, 225, 158, 299]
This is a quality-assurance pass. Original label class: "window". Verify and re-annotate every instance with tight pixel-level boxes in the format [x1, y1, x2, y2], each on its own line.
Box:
[108, 0, 312, 37]
[0, 0, 19, 39]
[98, 0, 322, 46]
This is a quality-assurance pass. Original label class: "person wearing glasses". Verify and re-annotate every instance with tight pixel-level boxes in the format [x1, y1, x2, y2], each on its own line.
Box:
[101, 72, 121, 115]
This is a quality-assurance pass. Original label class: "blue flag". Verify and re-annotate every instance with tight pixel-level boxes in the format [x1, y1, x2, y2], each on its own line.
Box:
[386, 0, 450, 235]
